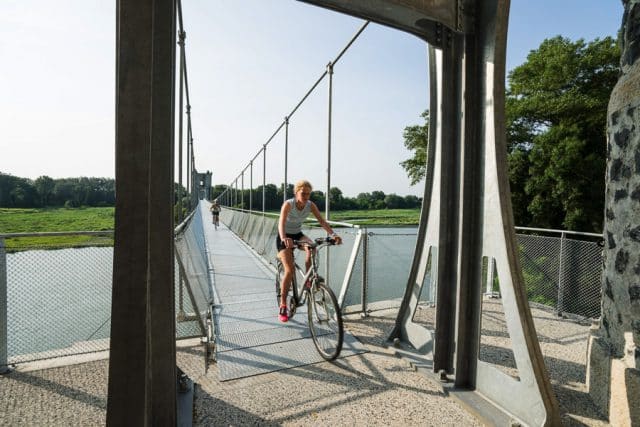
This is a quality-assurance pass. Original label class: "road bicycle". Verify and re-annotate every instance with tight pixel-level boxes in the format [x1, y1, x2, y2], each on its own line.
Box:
[275, 237, 344, 360]
[211, 212, 220, 230]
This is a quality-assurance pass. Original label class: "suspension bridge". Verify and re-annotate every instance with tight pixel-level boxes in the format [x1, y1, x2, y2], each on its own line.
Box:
[0, 0, 626, 426]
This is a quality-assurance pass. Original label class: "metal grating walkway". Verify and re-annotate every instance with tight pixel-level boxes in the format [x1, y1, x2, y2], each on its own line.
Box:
[202, 206, 367, 381]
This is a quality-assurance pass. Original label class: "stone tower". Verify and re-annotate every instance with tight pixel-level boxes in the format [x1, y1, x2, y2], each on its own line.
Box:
[588, 1, 640, 424]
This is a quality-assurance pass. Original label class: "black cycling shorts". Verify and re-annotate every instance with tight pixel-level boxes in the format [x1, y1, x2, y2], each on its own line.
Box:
[276, 232, 305, 252]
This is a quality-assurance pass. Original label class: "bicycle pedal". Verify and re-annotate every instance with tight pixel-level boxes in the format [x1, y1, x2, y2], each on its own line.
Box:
[287, 297, 297, 317]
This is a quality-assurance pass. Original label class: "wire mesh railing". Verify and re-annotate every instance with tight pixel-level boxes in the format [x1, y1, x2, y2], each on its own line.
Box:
[515, 227, 603, 319]
[1, 233, 114, 366]
[217, 211, 604, 321]
[0, 218, 603, 368]
[0, 228, 206, 368]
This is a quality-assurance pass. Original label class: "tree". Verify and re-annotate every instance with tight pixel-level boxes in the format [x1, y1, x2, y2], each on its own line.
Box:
[506, 36, 619, 231]
[35, 176, 55, 206]
[310, 190, 325, 211]
[370, 191, 386, 209]
[0, 173, 38, 207]
[400, 110, 429, 186]
[328, 187, 345, 210]
[404, 195, 421, 209]
[276, 183, 294, 203]
[399, 37, 619, 231]
[252, 184, 279, 210]
[384, 194, 406, 209]
[355, 192, 372, 209]
[210, 184, 229, 202]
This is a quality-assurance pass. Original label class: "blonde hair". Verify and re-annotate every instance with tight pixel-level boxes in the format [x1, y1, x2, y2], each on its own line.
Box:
[294, 180, 312, 194]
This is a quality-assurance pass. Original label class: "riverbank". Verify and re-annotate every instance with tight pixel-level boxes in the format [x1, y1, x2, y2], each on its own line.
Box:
[0, 206, 421, 250]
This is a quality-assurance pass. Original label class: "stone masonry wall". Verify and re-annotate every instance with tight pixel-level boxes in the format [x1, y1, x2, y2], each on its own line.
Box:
[603, 0, 640, 361]
[589, 1, 640, 424]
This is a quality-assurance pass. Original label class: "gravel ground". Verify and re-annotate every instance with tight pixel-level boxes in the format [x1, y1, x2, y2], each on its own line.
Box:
[181, 317, 479, 427]
[411, 299, 608, 426]
[0, 358, 108, 426]
[0, 300, 609, 426]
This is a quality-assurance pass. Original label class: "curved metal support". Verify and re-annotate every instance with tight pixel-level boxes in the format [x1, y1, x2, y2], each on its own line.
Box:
[388, 46, 442, 359]
[382, 0, 560, 425]
[465, 1, 560, 424]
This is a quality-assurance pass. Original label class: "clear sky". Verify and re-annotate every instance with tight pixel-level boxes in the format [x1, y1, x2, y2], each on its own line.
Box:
[1, 0, 623, 198]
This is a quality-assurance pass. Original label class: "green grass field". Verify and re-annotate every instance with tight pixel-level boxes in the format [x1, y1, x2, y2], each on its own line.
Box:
[0, 206, 419, 250]
[0, 207, 115, 251]
[329, 209, 420, 226]
[0, 207, 114, 233]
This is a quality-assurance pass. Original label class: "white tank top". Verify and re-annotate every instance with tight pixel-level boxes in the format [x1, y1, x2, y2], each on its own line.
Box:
[284, 198, 311, 234]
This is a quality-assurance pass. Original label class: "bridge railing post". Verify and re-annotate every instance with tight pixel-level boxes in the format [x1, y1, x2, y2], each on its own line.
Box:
[284, 116, 289, 204]
[557, 231, 566, 316]
[262, 145, 266, 216]
[337, 226, 363, 309]
[361, 230, 368, 316]
[0, 237, 8, 373]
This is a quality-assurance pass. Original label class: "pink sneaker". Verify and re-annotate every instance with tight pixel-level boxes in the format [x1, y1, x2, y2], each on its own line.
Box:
[278, 305, 289, 322]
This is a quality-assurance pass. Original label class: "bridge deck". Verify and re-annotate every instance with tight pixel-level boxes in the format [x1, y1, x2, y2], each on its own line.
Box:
[202, 205, 366, 381]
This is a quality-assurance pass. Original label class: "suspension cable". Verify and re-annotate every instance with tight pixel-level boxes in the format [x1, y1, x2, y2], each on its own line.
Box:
[227, 20, 370, 190]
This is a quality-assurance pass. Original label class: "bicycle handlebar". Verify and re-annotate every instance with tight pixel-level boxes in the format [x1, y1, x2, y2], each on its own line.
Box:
[292, 237, 339, 249]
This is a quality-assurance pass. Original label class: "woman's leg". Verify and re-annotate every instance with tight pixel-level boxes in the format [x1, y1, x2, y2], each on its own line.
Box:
[278, 248, 295, 307]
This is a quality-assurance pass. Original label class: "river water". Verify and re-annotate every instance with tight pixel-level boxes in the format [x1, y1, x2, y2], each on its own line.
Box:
[4, 227, 420, 362]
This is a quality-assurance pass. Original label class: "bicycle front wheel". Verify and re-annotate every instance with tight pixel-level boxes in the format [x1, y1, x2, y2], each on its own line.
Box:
[307, 282, 343, 360]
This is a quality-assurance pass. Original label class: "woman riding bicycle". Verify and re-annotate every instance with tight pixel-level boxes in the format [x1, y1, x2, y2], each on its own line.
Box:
[277, 180, 342, 322]
[210, 199, 221, 227]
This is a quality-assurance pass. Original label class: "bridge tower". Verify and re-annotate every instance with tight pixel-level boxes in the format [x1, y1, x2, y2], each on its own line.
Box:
[588, 2, 640, 425]
[192, 170, 212, 203]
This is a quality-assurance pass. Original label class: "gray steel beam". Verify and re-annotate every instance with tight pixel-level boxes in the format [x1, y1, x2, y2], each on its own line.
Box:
[298, 0, 464, 38]
[372, 0, 560, 424]
[454, 17, 482, 388]
[107, 0, 177, 425]
[147, 0, 177, 421]
[459, 1, 560, 424]
[433, 28, 463, 374]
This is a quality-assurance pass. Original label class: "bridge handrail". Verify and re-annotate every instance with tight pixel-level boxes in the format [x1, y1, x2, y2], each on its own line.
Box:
[219, 205, 360, 229]
[514, 226, 602, 239]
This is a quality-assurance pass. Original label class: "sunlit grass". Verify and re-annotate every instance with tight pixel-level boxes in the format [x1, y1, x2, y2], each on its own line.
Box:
[0, 205, 419, 251]
[329, 209, 420, 226]
[0, 207, 115, 251]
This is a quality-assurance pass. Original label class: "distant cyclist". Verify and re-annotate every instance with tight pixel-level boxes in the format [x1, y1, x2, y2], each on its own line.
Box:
[210, 199, 221, 229]
[276, 180, 342, 322]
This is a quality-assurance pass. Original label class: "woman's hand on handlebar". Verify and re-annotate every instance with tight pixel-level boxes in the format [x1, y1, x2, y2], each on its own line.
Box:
[283, 237, 294, 249]
[330, 235, 342, 245]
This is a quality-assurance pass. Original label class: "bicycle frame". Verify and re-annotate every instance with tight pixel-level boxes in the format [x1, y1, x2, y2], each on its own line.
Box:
[290, 241, 325, 306]
[275, 236, 344, 360]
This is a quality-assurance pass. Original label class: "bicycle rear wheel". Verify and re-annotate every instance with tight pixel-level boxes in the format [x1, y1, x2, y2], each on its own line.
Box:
[307, 282, 343, 360]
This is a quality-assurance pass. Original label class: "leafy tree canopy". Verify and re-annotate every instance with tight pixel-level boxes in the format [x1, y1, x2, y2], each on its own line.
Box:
[400, 110, 429, 186]
[399, 36, 619, 232]
[507, 36, 619, 231]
